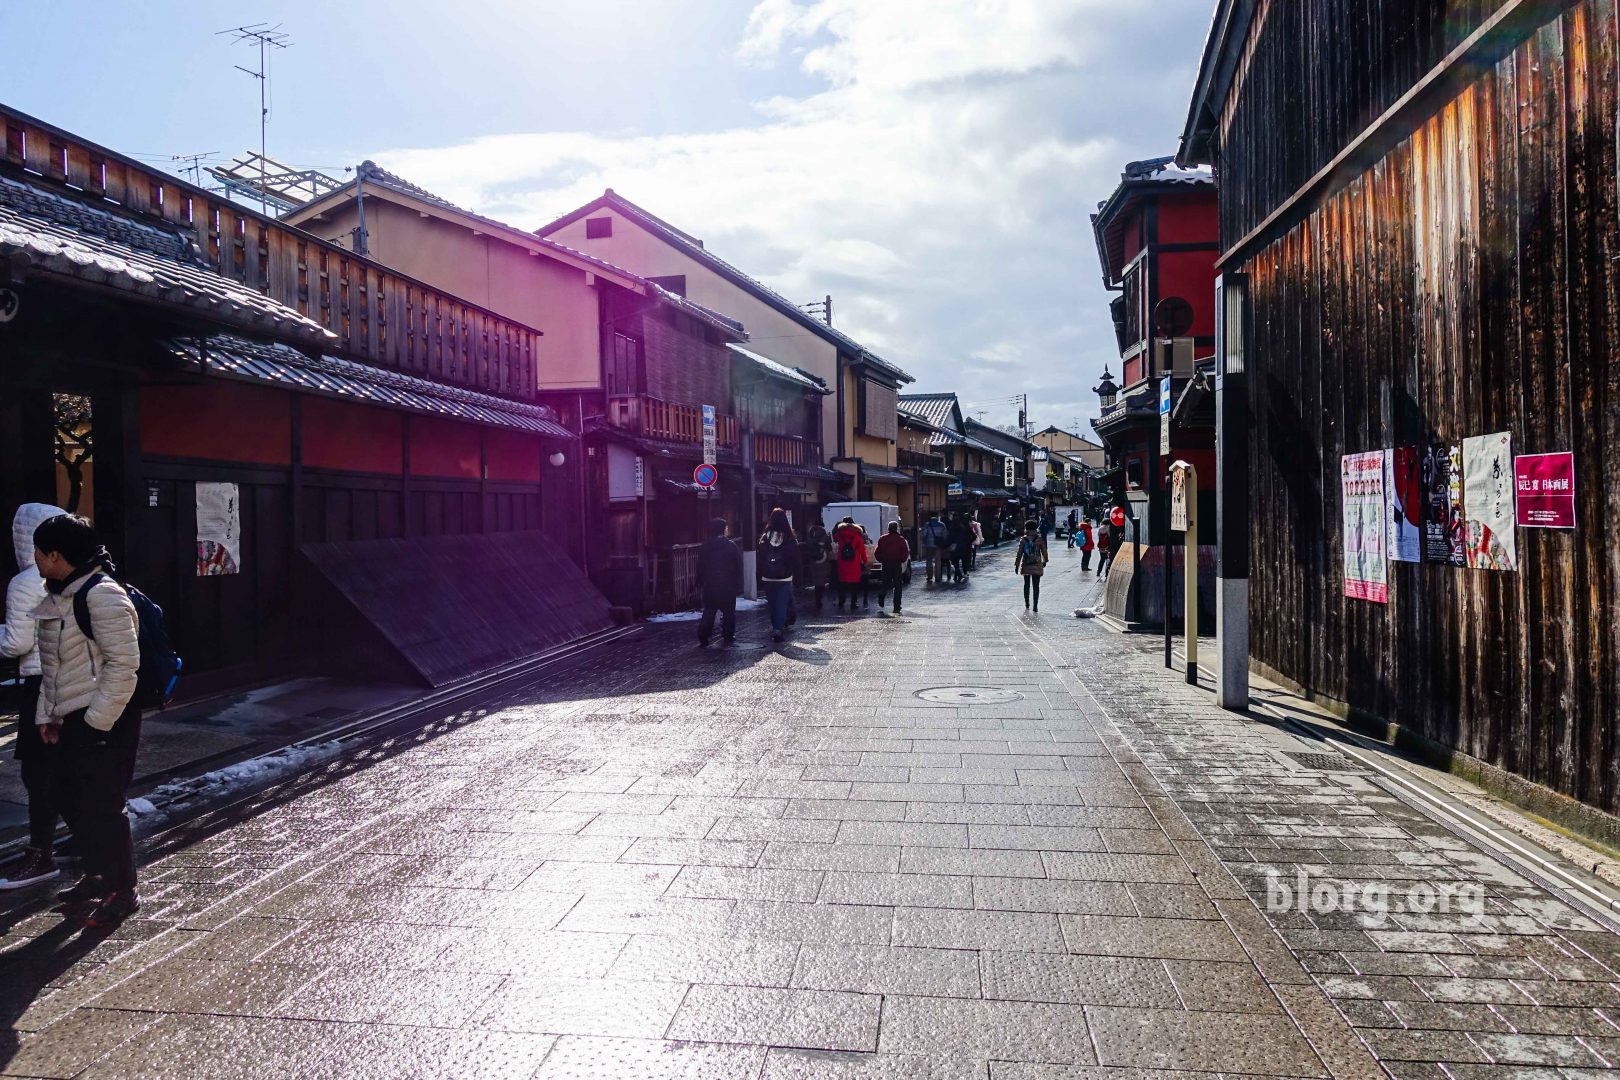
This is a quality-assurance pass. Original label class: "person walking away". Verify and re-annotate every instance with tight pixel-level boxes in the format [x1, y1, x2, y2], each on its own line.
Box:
[946, 514, 971, 583]
[695, 518, 743, 647]
[0, 503, 72, 890]
[831, 516, 867, 610]
[1077, 518, 1096, 573]
[33, 514, 142, 927]
[805, 521, 833, 609]
[874, 522, 910, 614]
[918, 512, 947, 585]
[1097, 523, 1113, 577]
[1014, 519, 1049, 611]
[967, 514, 983, 571]
[1066, 509, 1079, 548]
[757, 509, 801, 643]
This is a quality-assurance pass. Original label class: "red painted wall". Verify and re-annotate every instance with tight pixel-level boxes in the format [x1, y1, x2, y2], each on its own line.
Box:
[302, 398, 403, 474]
[1157, 249, 1219, 339]
[140, 382, 291, 464]
[1156, 194, 1219, 243]
[486, 431, 541, 482]
[410, 416, 481, 479]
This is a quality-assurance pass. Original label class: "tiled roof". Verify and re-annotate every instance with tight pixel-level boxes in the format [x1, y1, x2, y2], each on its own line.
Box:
[727, 344, 830, 394]
[540, 191, 912, 385]
[897, 393, 959, 431]
[166, 336, 575, 438]
[927, 428, 967, 448]
[0, 175, 333, 345]
[862, 466, 915, 486]
[347, 164, 746, 339]
[965, 418, 1036, 452]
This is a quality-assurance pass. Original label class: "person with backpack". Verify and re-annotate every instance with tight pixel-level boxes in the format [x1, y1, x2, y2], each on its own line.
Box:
[1014, 518, 1049, 612]
[918, 512, 948, 585]
[873, 521, 911, 614]
[946, 514, 972, 584]
[32, 514, 145, 927]
[804, 521, 833, 609]
[1077, 518, 1096, 573]
[757, 508, 801, 643]
[0, 503, 73, 891]
[1066, 509, 1080, 549]
[695, 518, 743, 648]
[831, 516, 868, 610]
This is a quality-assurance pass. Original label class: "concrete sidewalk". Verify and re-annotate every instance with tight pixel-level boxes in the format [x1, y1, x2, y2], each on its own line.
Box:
[2, 544, 1619, 1078]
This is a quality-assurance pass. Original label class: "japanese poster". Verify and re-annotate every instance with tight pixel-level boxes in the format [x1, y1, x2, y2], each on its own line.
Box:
[1422, 443, 1466, 566]
[1514, 452, 1576, 529]
[196, 482, 241, 576]
[1462, 432, 1516, 570]
[1342, 451, 1388, 603]
[1384, 446, 1423, 563]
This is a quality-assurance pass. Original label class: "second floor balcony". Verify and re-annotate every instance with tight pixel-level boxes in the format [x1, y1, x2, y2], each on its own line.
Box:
[607, 394, 739, 446]
[754, 432, 820, 467]
[898, 447, 947, 472]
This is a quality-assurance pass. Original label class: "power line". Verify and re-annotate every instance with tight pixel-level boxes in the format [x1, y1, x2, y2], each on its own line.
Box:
[218, 22, 290, 214]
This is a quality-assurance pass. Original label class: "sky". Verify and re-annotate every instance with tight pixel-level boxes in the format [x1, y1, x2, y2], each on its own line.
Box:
[4, 0, 1214, 435]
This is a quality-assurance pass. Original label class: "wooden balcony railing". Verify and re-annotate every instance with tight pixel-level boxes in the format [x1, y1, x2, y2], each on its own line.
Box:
[754, 433, 818, 467]
[2, 105, 541, 401]
[607, 394, 739, 446]
[897, 447, 946, 472]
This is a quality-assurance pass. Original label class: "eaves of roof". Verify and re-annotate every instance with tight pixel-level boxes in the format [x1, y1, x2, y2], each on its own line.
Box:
[897, 393, 960, 432]
[538, 191, 912, 384]
[1179, 0, 1260, 166]
[727, 343, 830, 394]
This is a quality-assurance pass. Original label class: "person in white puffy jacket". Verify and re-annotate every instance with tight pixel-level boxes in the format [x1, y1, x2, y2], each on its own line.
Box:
[0, 503, 71, 890]
[31, 513, 142, 927]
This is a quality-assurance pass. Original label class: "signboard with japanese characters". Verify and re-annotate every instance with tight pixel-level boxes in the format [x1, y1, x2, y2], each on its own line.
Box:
[1462, 431, 1516, 570]
[196, 482, 241, 576]
[1169, 465, 1190, 532]
[1514, 452, 1576, 529]
[1341, 451, 1387, 603]
[1423, 443, 1466, 566]
[701, 405, 717, 466]
[1003, 456, 1015, 488]
[1159, 376, 1172, 454]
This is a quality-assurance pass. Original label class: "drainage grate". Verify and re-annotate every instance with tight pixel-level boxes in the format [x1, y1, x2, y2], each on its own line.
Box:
[1284, 751, 1364, 772]
[915, 686, 1025, 705]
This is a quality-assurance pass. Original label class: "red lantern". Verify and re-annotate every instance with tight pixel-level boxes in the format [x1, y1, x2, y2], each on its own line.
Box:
[1109, 506, 1127, 528]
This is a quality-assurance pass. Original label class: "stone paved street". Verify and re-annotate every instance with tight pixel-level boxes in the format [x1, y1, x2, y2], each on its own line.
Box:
[5, 543, 1620, 1078]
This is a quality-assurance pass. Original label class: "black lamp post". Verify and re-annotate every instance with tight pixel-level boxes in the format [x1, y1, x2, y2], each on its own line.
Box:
[1092, 368, 1119, 410]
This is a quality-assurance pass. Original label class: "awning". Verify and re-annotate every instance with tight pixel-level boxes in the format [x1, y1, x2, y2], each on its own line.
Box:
[863, 465, 915, 486]
[166, 335, 575, 438]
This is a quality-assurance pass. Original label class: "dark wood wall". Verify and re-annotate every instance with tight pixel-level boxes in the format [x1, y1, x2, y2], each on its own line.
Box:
[1239, 0, 1620, 808]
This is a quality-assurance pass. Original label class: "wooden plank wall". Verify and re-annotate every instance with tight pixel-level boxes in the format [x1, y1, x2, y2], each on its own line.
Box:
[1242, 0, 1620, 809]
[0, 107, 540, 401]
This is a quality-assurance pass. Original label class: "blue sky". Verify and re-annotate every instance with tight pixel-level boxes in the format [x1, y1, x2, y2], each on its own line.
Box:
[7, 0, 1213, 434]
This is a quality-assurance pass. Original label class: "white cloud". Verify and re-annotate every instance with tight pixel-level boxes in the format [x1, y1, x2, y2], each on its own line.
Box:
[371, 0, 1211, 434]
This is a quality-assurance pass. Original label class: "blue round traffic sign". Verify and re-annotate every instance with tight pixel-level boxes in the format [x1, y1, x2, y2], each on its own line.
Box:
[693, 463, 718, 487]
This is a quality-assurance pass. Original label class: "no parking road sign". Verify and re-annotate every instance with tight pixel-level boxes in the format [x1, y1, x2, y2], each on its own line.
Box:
[693, 463, 718, 489]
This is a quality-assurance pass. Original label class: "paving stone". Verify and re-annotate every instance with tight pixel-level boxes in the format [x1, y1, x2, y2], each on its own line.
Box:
[819, 871, 973, 908]
[1042, 853, 1194, 884]
[877, 996, 1095, 1062]
[1059, 915, 1246, 962]
[972, 877, 1136, 916]
[760, 841, 903, 873]
[667, 865, 825, 902]
[979, 951, 1175, 1006]
[1084, 1006, 1328, 1075]
[793, 943, 980, 997]
[608, 934, 799, 986]
[1, 1008, 161, 1079]
[900, 847, 1046, 878]
[838, 821, 970, 848]
[475, 976, 689, 1038]
[666, 984, 880, 1051]
[762, 1048, 987, 1079]
[533, 1036, 768, 1079]
[893, 907, 1067, 952]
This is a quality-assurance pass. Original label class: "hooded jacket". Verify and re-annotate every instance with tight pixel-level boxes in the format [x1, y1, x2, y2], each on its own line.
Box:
[2, 504, 61, 678]
[33, 564, 140, 731]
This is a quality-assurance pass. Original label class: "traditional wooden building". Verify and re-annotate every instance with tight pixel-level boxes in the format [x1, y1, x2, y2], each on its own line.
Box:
[1180, 0, 1620, 816]
[0, 105, 611, 694]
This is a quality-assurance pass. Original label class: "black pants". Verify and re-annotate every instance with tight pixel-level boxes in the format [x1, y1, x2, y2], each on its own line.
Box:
[877, 563, 904, 612]
[14, 676, 70, 850]
[837, 580, 864, 608]
[1081, 549, 1092, 571]
[1022, 574, 1042, 609]
[60, 704, 141, 893]
[698, 593, 736, 643]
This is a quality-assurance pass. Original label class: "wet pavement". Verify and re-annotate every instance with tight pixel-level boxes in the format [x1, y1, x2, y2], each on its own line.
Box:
[4, 544, 1620, 1078]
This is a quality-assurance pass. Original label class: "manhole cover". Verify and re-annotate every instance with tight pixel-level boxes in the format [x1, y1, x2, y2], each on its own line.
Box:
[728, 642, 769, 651]
[914, 686, 1025, 704]
[1283, 751, 1364, 772]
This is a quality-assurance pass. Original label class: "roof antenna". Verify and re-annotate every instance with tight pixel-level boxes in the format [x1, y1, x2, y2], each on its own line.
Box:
[218, 22, 291, 214]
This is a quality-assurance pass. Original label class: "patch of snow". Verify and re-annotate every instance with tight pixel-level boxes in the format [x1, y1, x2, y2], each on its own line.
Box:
[647, 597, 769, 623]
[1073, 603, 1106, 619]
[128, 739, 347, 836]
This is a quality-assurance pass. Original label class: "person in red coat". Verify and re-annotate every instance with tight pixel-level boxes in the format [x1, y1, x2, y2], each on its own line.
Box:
[873, 521, 911, 614]
[831, 517, 868, 611]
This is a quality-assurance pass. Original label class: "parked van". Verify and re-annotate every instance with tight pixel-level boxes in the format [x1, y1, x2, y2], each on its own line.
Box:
[821, 501, 907, 583]
[1053, 505, 1083, 537]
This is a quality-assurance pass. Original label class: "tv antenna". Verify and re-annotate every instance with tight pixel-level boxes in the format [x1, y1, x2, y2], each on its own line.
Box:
[218, 22, 290, 212]
[170, 153, 219, 185]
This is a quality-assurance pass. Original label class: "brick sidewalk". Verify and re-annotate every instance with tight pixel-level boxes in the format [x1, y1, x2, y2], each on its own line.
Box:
[2, 544, 1618, 1078]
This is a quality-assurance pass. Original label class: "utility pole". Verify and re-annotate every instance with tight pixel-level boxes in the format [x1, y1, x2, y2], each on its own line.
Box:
[218, 23, 290, 214]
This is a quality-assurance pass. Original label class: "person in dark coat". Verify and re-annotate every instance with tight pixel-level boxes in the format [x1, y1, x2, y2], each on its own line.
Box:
[874, 521, 911, 614]
[946, 514, 972, 583]
[758, 508, 802, 642]
[695, 518, 743, 647]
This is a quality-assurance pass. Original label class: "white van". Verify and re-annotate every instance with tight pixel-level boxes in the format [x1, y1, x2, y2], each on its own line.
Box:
[822, 501, 906, 583]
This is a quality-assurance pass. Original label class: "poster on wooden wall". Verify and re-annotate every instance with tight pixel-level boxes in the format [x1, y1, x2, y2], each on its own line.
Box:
[1462, 432, 1517, 571]
[1342, 451, 1388, 603]
[1514, 452, 1576, 529]
[195, 482, 241, 576]
[1422, 443, 1466, 566]
[1384, 447, 1422, 563]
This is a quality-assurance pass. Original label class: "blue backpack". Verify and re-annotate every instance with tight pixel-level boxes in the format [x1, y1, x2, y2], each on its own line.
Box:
[72, 573, 183, 710]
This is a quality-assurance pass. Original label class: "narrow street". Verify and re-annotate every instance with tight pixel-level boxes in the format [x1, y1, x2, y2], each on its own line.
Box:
[4, 542, 1619, 1079]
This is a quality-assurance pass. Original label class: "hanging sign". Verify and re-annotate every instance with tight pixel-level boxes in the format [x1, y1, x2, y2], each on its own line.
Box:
[693, 463, 717, 489]
[1169, 464, 1190, 532]
[633, 455, 644, 497]
[947, 480, 963, 496]
[195, 482, 241, 576]
[701, 405, 717, 466]
[1342, 451, 1387, 603]
[1423, 443, 1466, 566]
[1462, 431, 1516, 570]
[1003, 456, 1015, 488]
[1514, 452, 1575, 529]
[1385, 447, 1422, 563]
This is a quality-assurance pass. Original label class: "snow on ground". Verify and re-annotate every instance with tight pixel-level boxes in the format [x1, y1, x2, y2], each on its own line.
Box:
[646, 597, 769, 623]
[127, 740, 347, 836]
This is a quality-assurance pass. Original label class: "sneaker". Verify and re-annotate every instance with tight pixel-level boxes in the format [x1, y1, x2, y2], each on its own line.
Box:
[57, 875, 104, 905]
[698, 636, 710, 648]
[772, 631, 785, 643]
[84, 890, 139, 929]
[0, 847, 59, 891]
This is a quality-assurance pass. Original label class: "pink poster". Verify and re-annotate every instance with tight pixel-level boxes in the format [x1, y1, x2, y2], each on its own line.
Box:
[1515, 452, 1576, 529]
[1342, 451, 1388, 603]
